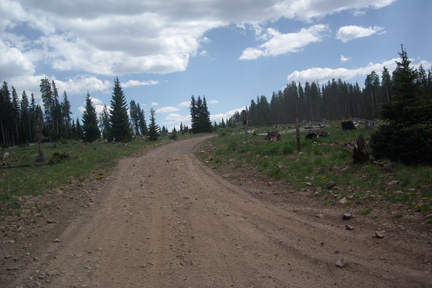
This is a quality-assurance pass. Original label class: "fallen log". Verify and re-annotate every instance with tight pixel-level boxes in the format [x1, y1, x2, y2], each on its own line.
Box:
[0, 162, 48, 169]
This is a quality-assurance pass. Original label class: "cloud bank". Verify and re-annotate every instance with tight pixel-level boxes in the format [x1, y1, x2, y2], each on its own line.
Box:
[1, 0, 396, 80]
[287, 59, 432, 84]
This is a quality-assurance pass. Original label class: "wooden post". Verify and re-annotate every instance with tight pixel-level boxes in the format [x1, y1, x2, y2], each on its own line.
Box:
[295, 114, 301, 152]
[242, 110, 248, 143]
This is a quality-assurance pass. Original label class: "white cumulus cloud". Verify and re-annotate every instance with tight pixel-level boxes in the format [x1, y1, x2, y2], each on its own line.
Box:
[155, 106, 180, 114]
[340, 55, 351, 62]
[178, 101, 190, 107]
[336, 25, 385, 43]
[240, 25, 329, 60]
[121, 79, 159, 88]
[285, 58, 432, 84]
[1, 0, 396, 80]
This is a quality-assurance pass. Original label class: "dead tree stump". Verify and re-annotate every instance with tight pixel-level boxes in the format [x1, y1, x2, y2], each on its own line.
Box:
[264, 131, 281, 142]
[352, 135, 371, 163]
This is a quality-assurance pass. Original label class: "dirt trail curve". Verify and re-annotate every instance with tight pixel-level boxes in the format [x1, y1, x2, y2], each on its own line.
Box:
[5, 136, 432, 287]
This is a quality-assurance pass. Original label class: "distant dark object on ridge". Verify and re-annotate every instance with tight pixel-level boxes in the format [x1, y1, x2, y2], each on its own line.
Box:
[341, 121, 355, 130]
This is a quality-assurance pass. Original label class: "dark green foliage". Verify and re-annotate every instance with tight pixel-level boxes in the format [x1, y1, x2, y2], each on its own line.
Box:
[109, 77, 132, 142]
[99, 105, 110, 140]
[371, 45, 432, 164]
[48, 152, 70, 165]
[190, 95, 212, 133]
[169, 128, 178, 140]
[148, 108, 158, 141]
[61, 91, 73, 139]
[82, 92, 100, 142]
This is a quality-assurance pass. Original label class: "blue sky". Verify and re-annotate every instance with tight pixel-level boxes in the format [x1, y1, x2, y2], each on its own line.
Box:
[1, 0, 431, 130]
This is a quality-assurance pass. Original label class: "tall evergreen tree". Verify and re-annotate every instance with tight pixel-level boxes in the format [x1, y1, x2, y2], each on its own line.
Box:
[61, 91, 72, 139]
[371, 45, 432, 164]
[40, 77, 54, 140]
[129, 100, 140, 135]
[99, 105, 110, 140]
[201, 96, 213, 132]
[11, 87, 20, 144]
[82, 92, 100, 142]
[51, 80, 61, 138]
[137, 104, 147, 135]
[148, 108, 158, 141]
[20, 91, 32, 143]
[381, 66, 392, 103]
[190, 95, 198, 133]
[0, 82, 12, 144]
[109, 77, 132, 142]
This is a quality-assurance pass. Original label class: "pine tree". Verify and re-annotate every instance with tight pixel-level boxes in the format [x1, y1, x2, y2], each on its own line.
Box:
[20, 91, 32, 143]
[109, 77, 132, 142]
[371, 45, 432, 164]
[51, 80, 61, 138]
[99, 105, 110, 140]
[40, 77, 53, 140]
[129, 100, 140, 135]
[190, 95, 198, 133]
[0, 82, 10, 144]
[137, 104, 147, 135]
[381, 66, 392, 103]
[82, 92, 100, 142]
[190, 95, 212, 133]
[201, 96, 213, 132]
[148, 108, 158, 141]
[11, 87, 20, 144]
[61, 91, 72, 139]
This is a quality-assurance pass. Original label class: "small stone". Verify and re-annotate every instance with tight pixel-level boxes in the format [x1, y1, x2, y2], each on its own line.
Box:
[388, 180, 399, 185]
[47, 270, 59, 276]
[316, 214, 324, 218]
[326, 181, 336, 190]
[345, 225, 355, 231]
[374, 231, 385, 238]
[339, 197, 347, 204]
[46, 220, 56, 224]
[424, 214, 432, 220]
[53, 239, 60, 243]
[342, 213, 353, 220]
[336, 257, 346, 268]
[305, 182, 312, 186]
[9, 240, 16, 244]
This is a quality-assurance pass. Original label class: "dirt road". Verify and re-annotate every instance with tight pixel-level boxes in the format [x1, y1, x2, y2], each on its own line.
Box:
[3, 136, 432, 287]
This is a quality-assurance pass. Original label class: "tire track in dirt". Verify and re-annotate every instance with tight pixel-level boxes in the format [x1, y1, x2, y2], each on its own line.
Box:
[7, 136, 432, 287]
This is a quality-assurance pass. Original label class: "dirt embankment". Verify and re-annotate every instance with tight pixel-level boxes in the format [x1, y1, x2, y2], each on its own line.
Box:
[1, 136, 431, 287]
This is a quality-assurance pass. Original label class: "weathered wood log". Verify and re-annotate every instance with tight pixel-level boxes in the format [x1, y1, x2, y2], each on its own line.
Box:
[0, 162, 48, 169]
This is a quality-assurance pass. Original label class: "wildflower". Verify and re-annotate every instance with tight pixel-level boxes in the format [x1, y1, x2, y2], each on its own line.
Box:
[321, 176, 326, 179]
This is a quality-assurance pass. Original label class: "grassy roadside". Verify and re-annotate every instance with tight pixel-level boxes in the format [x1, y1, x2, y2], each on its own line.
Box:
[197, 122, 432, 220]
[0, 134, 194, 213]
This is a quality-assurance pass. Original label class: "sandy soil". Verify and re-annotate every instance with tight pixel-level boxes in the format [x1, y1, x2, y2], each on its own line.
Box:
[1, 136, 432, 288]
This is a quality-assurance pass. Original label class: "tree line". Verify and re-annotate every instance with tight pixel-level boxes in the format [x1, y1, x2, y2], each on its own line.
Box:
[0, 76, 160, 146]
[221, 53, 431, 128]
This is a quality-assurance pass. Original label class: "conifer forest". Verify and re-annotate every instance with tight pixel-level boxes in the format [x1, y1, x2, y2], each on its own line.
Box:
[1, 47, 431, 155]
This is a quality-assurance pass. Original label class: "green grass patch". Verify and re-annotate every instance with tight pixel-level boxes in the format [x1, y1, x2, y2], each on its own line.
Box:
[198, 122, 432, 214]
[0, 135, 183, 212]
